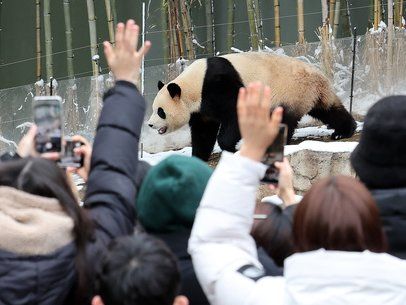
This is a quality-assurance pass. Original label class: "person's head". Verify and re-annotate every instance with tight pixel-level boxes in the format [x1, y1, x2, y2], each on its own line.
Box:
[252, 204, 295, 266]
[92, 233, 188, 305]
[0, 158, 92, 299]
[136, 155, 212, 233]
[293, 175, 387, 253]
[351, 95, 406, 189]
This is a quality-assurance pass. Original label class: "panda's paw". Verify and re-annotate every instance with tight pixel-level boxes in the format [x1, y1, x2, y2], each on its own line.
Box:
[331, 132, 343, 140]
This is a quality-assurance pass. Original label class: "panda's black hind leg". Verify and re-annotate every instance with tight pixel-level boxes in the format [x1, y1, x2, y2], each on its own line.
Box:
[218, 119, 241, 152]
[278, 106, 301, 144]
[189, 112, 220, 161]
[308, 103, 356, 140]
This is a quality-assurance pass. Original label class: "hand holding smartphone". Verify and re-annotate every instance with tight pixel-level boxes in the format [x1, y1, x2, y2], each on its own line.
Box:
[261, 123, 287, 184]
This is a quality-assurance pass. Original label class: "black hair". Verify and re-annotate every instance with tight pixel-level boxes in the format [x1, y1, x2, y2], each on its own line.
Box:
[96, 233, 180, 305]
[0, 158, 93, 302]
[252, 204, 296, 267]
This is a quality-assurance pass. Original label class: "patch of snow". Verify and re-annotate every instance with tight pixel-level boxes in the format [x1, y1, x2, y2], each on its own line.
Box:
[35, 79, 44, 87]
[139, 147, 192, 165]
[192, 38, 205, 49]
[231, 47, 244, 53]
[264, 46, 286, 56]
[92, 54, 100, 61]
[16, 122, 33, 133]
[285, 140, 358, 155]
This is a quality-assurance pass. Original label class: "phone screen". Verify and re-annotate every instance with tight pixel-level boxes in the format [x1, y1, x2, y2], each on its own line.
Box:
[33, 97, 62, 153]
[261, 124, 287, 184]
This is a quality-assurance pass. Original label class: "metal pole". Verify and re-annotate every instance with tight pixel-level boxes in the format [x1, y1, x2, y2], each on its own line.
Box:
[50, 77, 53, 96]
[350, 27, 357, 114]
[141, 2, 146, 95]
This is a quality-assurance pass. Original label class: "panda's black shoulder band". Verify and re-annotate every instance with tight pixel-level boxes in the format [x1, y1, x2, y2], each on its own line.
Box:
[237, 264, 266, 282]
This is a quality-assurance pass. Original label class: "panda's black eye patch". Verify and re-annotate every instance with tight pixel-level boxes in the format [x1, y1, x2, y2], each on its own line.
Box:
[158, 107, 166, 119]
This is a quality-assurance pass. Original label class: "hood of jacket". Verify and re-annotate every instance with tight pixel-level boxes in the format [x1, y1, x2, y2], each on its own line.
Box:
[283, 249, 406, 305]
[0, 186, 74, 255]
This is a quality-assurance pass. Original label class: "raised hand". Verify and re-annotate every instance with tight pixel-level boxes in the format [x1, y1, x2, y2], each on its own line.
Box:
[237, 82, 283, 161]
[103, 19, 151, 87]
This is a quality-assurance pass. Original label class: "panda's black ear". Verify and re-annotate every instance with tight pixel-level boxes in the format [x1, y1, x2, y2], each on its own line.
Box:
[157, 80, 165, 91]
[167, 83, 181, 99]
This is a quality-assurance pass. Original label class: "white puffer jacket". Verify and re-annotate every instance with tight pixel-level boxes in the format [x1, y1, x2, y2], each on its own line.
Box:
[188, 152, 406, 305]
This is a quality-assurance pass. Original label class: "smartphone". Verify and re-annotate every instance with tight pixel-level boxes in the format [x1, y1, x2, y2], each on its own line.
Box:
[33, 96, 63, 153]
[261, 123, 288, 184]
[58, 137, 84, 168]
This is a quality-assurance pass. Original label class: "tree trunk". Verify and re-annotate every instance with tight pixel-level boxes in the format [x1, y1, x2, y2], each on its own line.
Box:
[297, 0, 305, 44]
[63, 0, 74, 79]
[180, 0, 195, 59]
[226, 0, 236, 50]
[274, 0, 281, 47]
[333, 0, 340, 37]
[86, 0, 99, 77]
[253, 0, 263, 49]
[162, 0, 170, 65]
[329, 0, 336, 26]
[173, 0, 184, 57]
[105, 0, 115, 45]
[341, 0, 351, 37]
[36, 0, 41, 80]
[374, 0, 380, 30]
[247, 0, 260, 50]
[205, 0, 215, 55]
[167, 0, 178, 62]
[321, 0, 328, 25]
[44, 0, 53, 80]
[111, 0, 117, 28]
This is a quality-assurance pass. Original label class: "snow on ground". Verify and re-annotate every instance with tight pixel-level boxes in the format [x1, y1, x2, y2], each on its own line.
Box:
[139, 122, 361, 165]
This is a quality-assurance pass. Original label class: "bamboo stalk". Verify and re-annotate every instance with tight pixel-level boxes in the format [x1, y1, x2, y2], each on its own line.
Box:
[36, 0, 41, 80]
[44, 0, 53, 80]
[86, 0, 99, 77]
[63, 0, 74, 79]
[333, 0, 341, 37]
[173, 0, 184, 57]
[387, 0, 394, 89]
[321, 0, 328, 25]
[274, 0, 281, 47]
[253, 0, 263, 49]
[226, 0, 236, 50]
[105, 0, 115, 45]
[167, 0, 178, 62]
[111, 0, 117, 28]
[329, 0, 336, 26]
[205, 0, 214, 55]
[374, 0, 380, 29]
[162, 0, 170, 65]
[297, 0, 305, 44]
[180, 0, 195, 59]
[247, 0, 260, 50]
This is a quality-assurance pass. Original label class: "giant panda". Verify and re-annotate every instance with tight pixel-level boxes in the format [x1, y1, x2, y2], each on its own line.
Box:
[147, 52, 356, 161]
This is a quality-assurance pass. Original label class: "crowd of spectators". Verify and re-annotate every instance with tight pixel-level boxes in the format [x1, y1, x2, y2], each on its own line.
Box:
[0, 19, 405, 305]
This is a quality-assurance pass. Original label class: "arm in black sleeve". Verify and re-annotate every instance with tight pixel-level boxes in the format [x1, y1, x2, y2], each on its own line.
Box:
[84, 81, 145, 244]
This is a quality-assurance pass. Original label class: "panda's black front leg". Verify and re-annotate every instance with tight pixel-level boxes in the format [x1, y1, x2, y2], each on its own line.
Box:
[189, 112, 220, 162]
[217, 118, 241, 153]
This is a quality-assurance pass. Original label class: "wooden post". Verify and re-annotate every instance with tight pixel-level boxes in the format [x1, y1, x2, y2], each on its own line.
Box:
[36, 0, 41, 80]
[44, 0, 53, 80]
[253, 0, 263, 49]
[297, 0, 305, 44]
[63, 0, 74, 79]
[333, 0, 341, 37]
[173, 0, 184, 58]
[205, 0, 215, 55]
[227, 0, 236, 50]
[105, 0, 115, 45]
[321, 0, 329, 25]
[180, 0, 195, 59]
[86, 0, 99, 77]
[274, 0, 281, 47]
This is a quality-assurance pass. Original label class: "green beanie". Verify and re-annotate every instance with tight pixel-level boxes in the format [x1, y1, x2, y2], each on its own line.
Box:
[136, 155, 213, 233]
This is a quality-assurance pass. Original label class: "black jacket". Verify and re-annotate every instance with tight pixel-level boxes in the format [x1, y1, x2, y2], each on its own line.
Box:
[0, 81, 145, 305]
[371, 187, 406, 259]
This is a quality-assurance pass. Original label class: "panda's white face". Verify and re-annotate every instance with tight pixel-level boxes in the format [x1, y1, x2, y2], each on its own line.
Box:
[147, 82, 191, 135]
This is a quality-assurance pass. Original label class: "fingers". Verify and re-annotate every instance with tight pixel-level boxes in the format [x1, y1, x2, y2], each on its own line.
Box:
[41, 152, 61, 161]
[270, 106, 283, 129]
[115, 22, 125, 48]
[137, 40, 152, 57]
[124, 20, 139, 50]
[26, 124, 38, 139]
[103, 41, 114, 66]
[71, 135, 90, 146]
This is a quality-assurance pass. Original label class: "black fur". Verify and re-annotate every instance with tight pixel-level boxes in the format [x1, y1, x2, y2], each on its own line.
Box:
[158, 81, 165, 90]
[279, 107, 302, 143]
[189, 57, 244, 161]
[158, 107, 166, 119]
[308, 103, 356, 139]
[189, 112, 220, 161]
[167, 83, 181, 99]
